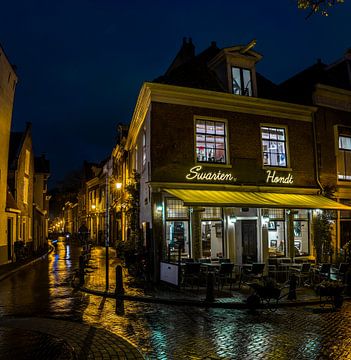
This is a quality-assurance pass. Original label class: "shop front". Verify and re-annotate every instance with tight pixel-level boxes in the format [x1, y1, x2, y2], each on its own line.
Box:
[160, 187, 351, 266]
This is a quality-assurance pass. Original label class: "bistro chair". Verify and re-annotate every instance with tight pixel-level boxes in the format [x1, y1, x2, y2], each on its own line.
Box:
[215, 263, 235, 291]
[199, 258, 211, 264]
[219, 258, 231, 264]
[313, 263, 331, 284]
[239, 263, 265, 288]
[182, 262, 201, 290]
[290, 263, 312, 287]
[332, 263, 350, 283]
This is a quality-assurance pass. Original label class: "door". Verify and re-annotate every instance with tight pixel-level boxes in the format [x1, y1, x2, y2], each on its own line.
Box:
[340, 221, 351, 248]
[7, 218, 13, 261]
[242, 220, 257, 263]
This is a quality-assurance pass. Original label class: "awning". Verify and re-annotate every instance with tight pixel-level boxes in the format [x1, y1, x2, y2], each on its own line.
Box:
[164, 189, 351, 210]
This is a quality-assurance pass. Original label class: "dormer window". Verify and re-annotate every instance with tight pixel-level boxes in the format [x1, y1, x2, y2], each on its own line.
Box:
[231, 67, 252, 96]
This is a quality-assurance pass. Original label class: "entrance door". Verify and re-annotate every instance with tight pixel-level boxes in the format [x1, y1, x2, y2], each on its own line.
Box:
[7, 218, 13, 261]
[242, 220, 257, 263]
[340, 221, 351, 248]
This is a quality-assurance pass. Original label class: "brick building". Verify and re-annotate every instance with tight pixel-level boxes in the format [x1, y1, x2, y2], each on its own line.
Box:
[123, 39, 350, 279]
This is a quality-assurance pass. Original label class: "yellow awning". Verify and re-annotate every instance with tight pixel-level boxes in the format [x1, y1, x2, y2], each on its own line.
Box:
[164, 189, 351, 210]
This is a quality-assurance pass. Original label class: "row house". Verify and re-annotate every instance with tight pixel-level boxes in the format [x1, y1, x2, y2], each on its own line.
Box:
[277, 49, 351, 256]
[7, 123, 50, 260]
[33, 155, 50, 251]
[0, 44, 18, 264]
[120, 39, 351, 279]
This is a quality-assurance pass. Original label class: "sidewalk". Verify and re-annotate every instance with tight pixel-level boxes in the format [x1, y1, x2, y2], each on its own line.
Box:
[83, 247, 346, 310]
[0, 247, 51, 281]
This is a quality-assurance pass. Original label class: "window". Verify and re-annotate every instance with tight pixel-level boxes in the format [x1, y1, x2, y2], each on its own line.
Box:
[231, 67, 252, 96]
[338, 135, 351, 181]
[23, 177, 29, 204]
[195, 119, 226, 164]
[142, 129, 146, 169]
[165, 199, 190, 260]
[261, 126, 288, 167]
[166, 199, 189, 219]
[25, 150, 30, 175]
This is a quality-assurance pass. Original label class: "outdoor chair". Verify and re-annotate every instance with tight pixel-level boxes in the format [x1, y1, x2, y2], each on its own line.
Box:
[313, 263, 331, 284]
[239, 263, 265, 288]
[332, 263, 350, 283]
[290, 263, 311, 287]
[199, 258, 211, 264]
[215, 263, 235, 291]
[219, 258, 231, 263]
[182, 262, 201, 290]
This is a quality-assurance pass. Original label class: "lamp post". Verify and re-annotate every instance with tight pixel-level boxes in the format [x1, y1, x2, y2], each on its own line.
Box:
[104, 160, 113, 292]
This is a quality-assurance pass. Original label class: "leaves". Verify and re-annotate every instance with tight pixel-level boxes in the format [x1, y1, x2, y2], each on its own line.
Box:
[297, 0, 345, 18]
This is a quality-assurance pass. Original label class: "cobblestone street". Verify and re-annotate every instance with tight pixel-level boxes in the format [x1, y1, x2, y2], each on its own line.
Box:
[83, 294, 351, 359]
[2, 242, 351, 359]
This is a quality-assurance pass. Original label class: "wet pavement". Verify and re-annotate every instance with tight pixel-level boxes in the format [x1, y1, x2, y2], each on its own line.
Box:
[2, 241, 351, 359]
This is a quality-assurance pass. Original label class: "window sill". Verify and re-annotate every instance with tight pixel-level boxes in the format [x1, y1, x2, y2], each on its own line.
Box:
[196, 162, 232, 169]
[262, 166, 292, 172]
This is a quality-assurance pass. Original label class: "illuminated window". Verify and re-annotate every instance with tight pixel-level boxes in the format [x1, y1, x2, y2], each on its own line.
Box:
[25, 150, 30, 175]
[195, 119, 226, 164]
[166, 199, 189, 219]
[231, 67, 252, 96]
[142, 129, 146, 169]
[338, 135, 351, 181]
[23, 177, 29, 204]
[261, 126, 288, 167]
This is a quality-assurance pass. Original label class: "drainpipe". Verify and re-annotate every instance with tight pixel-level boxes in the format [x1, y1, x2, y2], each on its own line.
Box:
[312, 111, 324, 194]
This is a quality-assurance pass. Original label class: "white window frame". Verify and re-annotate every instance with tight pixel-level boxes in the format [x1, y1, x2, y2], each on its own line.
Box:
[231, 66, 252, 96]
[338, 134, 351, 181]
[194, 116, 229, 165]
[261, 125, 289, 168]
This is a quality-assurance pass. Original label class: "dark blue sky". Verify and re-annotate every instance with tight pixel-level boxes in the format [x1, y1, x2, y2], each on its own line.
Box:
[1, 1, 350, 187]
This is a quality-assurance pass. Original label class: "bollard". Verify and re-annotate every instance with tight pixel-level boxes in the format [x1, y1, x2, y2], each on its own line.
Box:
[79, 255, 85, 285]
[205, 272, 215, 303]
[115, 265, 125, 315]
[287, 273, 297, 300]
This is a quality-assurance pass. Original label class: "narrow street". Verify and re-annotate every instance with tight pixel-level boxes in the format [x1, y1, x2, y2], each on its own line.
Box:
[1, 242, 351, 359]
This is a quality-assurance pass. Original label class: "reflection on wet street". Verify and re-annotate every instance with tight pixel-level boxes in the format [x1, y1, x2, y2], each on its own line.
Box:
[0, 240, 89, 320]
[2, 241, 351, 359]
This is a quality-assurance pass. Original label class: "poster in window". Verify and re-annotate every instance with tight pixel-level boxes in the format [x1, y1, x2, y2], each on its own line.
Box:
[294, 240, 301, 251]
[268, 221, 276, 231]
[294, 221, 302, 237]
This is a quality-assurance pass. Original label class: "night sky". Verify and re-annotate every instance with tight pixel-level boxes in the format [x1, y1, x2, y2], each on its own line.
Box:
[0, 1, 350, 187]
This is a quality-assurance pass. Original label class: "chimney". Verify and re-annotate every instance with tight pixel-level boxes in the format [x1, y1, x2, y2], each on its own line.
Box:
[165, 37, 195, 76]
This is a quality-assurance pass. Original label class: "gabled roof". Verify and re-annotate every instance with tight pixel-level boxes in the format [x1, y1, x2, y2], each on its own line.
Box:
[8, 132, 25, 171]
[276, 51, 351, 105]
[153, 38, 276, 97]
[154, 40, 224, 92]
[8, 122, 32, 171]
[6, 189, 19, 212]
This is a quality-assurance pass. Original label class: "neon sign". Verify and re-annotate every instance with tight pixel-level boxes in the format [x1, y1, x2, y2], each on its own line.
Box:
[186, 166, 237, 182]
[266, 170, 294, 184]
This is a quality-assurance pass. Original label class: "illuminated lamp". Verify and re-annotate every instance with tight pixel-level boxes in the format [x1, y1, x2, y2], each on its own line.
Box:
[229, 215, 237, 223]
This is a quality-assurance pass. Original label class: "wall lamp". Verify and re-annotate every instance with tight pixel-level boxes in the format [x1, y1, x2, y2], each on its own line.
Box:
[115, 182, 122, 190]
[229, 215, 237, 224]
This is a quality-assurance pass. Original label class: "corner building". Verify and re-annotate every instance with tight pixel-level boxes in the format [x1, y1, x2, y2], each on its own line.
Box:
[125, 40, 350, 278]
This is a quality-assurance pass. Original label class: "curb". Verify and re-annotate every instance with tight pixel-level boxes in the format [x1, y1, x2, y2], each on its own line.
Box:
[0, 245, 53, 282]
[80, 285, 350, 310]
